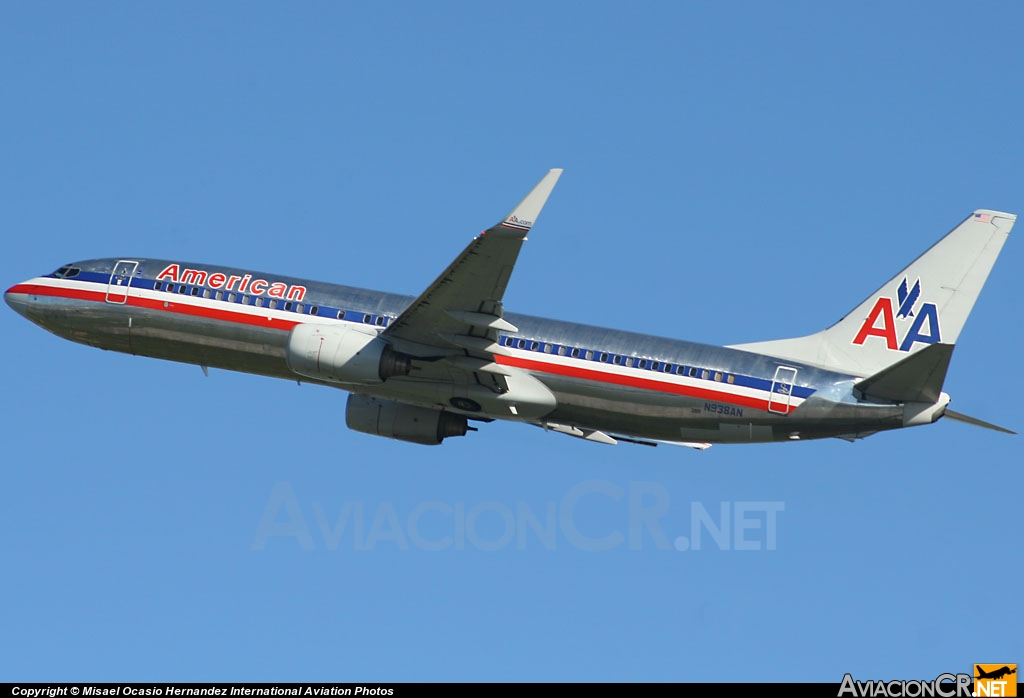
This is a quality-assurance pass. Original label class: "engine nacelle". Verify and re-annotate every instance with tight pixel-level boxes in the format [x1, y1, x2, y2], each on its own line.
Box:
[345, 393, 470, 445]
[285, 323, 411, 384]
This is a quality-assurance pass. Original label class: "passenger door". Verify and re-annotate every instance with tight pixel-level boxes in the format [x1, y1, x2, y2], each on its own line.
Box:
[105, 260, 138, 304]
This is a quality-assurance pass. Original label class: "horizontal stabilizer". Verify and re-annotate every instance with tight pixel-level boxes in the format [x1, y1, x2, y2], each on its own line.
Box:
[854, 343, 954, 403]
[942, 409, 1016, 435]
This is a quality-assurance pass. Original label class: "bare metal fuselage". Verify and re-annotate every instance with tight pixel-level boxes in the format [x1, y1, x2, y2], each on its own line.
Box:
[7, 257, 909, 445]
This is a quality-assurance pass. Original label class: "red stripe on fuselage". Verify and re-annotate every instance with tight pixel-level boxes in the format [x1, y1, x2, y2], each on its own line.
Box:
[10, 282, 302, 331]
[14, 281, 794, 414]
[495, 354, 794, 414]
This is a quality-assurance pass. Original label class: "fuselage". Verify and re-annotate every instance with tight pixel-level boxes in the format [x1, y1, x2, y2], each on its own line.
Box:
[5, 257, 911, 444]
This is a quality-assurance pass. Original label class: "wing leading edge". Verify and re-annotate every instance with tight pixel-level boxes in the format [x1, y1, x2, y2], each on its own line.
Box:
[374, 169, 714, 449]
[382, 168, 563, 354]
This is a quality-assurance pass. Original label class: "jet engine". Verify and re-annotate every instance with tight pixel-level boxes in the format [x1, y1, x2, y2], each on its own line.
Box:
[345, 393, 471, 445]
[285, 323, 412, 384]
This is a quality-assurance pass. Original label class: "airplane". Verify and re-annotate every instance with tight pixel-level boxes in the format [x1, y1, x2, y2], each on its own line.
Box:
[4, 169, 1017, 448]
[975, 666, 1017, 681]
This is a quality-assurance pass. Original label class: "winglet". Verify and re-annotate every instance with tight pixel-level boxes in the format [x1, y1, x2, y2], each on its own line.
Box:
[493, 168, 563, 235]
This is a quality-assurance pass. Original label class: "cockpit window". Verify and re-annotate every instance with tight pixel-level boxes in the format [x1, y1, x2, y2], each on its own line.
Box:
[51, 265, 81, 279]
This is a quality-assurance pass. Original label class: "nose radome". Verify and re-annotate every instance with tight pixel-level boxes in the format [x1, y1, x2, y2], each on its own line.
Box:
[5, 283, 30, 318]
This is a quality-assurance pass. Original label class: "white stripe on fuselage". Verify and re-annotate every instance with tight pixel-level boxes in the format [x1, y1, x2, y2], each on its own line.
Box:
[30, 275, 805, 409]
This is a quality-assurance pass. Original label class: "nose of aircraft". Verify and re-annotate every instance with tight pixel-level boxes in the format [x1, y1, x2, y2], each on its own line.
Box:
[5, 283, 30, 318]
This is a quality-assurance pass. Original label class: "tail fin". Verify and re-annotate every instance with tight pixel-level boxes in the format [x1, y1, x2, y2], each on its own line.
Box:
[729, 210, 1015, 376]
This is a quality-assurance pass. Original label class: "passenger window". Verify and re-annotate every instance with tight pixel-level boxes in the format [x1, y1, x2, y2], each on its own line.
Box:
[727, 375, 736, 384]
[190, 287, 199, 296]
[676, 365, 685, 374]
[689, 367, 698, 377]
[363, 314, 372, 323]
[625, 357, 634, 367]
[310, 306, 318, 315]
[338, 310, 346, 320]
[285, 302, 293, 312]
[600, 353, 609, 362]
[215, 291, 223, 301]
[557, 346, 567, 356]
[543, 344, 554, 354]
[701, 370, 710, 379]
[154, 281, 163, 291]
[714, 372, 723, 381]
[166, 284, 174, 293]
[585, 350, 593, 360]
[178, 286, 187, 294]
[663, 363, 672, 373]
[613, 355, 622, 365]
[296, 303, 303, 313]
[202, 289, 211, 299]
[242, 295, 250, 305]
[651, 361, 660, 371]
[375, 316, 384, 326]
[570, 348, 580, 358]
[637, 359, 647, 369]
[254, 297, 262, 306]
[531, 342, 539, 351]
[228, 293, 237, 302]
[269, 300, 278, 309]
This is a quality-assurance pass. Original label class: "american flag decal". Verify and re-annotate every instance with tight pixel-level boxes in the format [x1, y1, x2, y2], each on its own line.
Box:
[974, 212, 992, 223]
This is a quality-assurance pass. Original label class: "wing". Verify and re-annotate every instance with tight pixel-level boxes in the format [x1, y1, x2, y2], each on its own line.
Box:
[539, 422, 713, 450]
[378, 169, 562, 410]
[383, 168, 562, 353]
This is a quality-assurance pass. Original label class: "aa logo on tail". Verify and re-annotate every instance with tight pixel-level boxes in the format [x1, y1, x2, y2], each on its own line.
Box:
[852, 277, 942, 352]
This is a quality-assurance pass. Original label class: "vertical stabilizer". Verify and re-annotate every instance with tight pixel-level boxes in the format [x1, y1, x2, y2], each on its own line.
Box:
[728, 210, 1014, 376]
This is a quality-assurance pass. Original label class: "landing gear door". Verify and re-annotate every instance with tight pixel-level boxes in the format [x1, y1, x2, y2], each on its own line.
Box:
[106, 260, 138, 304]
[768, 366, 798, 414]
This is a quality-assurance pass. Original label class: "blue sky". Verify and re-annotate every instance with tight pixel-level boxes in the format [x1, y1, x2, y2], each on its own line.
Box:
[1, 2, 1021, 682]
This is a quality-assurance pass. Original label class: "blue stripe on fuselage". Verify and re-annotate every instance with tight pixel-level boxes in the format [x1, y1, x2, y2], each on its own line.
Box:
[50, 270, 818, 401]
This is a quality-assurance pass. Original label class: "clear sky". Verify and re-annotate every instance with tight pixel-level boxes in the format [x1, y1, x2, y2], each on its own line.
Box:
[1, 2, 1021, 683]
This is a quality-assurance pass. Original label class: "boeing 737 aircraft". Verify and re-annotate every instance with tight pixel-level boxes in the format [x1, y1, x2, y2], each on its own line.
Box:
[4, 170, 1016, 447]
